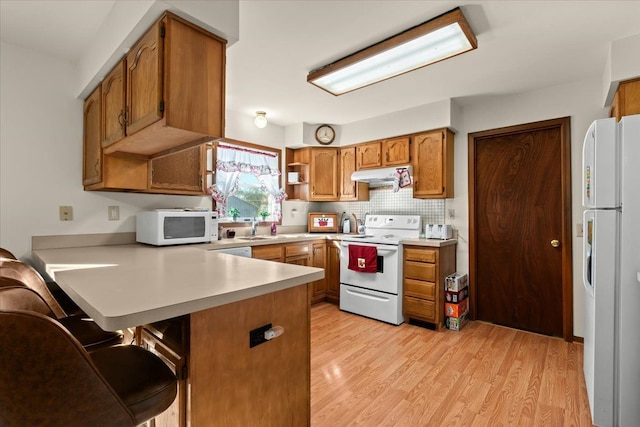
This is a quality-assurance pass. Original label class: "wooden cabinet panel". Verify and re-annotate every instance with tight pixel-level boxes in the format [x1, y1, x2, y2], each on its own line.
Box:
[404, 261, 436, 282]
[412, 129, 454, 199]
[339, 147, 369, 201]
[150, 146, 205, 193]
[404, 296, 436, 321]
[610, 78, 640, 121]
[403, 244, 456, 329]
[310, 242, 326, 304]
[126, 19, 163, 136]
[285, 148, 309, 201]
[190, 285, 309, 426]
[382, 136, 410, 166]
[83, 87, 102, 186]
[404, 247, 437, 263]
[309, 148, 339, 201]
[101, 62, 126, 147]
[252, 245, 284, 262]
[285, 243, 311, 259]
[404, 279, 436, 300]
[326, 240, 340, 304]
[356, 142, 381, 170]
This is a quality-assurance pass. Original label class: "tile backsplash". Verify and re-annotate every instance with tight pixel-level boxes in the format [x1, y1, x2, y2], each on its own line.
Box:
[318, 187, 445, 227]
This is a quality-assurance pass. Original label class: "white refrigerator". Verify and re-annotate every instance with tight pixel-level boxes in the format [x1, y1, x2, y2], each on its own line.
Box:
[582, 114, 640, 427]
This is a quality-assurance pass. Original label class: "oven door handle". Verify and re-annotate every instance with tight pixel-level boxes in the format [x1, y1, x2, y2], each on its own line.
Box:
[345, 288, 390, 302]
[340, 242, 398, 253]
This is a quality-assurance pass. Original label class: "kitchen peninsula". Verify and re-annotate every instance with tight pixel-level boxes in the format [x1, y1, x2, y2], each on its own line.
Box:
[32, 243, 323, 426]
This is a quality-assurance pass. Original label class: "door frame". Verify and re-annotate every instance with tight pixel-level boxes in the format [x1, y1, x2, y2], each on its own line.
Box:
[468, 117, 573, 341]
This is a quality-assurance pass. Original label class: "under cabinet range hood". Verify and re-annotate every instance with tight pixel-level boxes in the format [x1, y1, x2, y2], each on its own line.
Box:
[351, 165, 412, 187]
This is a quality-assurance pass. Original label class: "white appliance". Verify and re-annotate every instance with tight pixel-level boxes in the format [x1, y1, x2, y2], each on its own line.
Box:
[340, 214, 421, 325]
[350, 165, 412, 187]
[425, 224, 453, 239]
[582, 114, 640, 427]
[136, 209, 215, 246]
[211, 246, 252, 257]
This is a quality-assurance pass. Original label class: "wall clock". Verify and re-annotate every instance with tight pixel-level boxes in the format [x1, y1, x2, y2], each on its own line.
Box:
[315, 124, 335, 145]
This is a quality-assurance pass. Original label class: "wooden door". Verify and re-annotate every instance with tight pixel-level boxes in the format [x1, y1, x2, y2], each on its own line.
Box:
[310, 148, 338, 201]
[469, 117, 572, 339]
[126, 19, 163, 136]
[83, 87, 102, 186]
[356, 142, 381, 169]
[382, 136, 410, 166]
[101, 61, 126, 147]
[150, 146, 205, 193]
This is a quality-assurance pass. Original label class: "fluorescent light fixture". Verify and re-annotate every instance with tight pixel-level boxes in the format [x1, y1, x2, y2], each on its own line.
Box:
[307, 7, 477, 96]
[254, 111, 268, 128]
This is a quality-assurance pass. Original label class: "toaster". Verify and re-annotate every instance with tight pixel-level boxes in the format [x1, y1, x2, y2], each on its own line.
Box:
[425, 224, 453, 240]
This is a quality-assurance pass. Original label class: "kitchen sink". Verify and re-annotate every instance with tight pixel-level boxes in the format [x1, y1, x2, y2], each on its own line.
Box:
[238, 236, 270, 241]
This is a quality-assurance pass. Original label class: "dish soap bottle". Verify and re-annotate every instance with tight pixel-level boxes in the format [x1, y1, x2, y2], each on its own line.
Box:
[270, 221, 277, 235]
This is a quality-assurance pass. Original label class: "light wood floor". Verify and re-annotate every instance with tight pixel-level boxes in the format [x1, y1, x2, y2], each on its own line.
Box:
[310, 302, 593, 426]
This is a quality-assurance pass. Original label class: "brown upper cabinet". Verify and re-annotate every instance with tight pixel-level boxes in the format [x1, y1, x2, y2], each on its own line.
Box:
[610, 78, 640, 121]
[83, 87, 102, 186]
[83, 12, 225, 195]
[356, 136, 411, 170]
[149, 146, 206, 193]
[339, 147, 369, 201]
[356, 142, 381, 169]
[382, 136, 411, 166]
[412, 129, 454, 199]
[309, 148, 339, 201]
[100, 12, 226, 158]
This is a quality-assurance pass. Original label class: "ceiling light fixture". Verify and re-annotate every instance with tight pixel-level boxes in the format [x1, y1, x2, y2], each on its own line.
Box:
[307, 7, 477, 96]
[254, 111, 268, 128]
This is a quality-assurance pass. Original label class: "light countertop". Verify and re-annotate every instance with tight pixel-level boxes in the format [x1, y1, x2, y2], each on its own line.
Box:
[32, 244, 323, 331]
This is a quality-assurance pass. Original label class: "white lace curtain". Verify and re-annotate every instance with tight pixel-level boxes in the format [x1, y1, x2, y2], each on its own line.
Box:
[208, 143, 287, 218]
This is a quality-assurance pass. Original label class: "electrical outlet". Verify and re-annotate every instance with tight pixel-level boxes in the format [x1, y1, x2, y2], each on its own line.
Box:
[108, 206, 120, 221]
[448, 208, 455, 219]
[577, 223, 583, 237]
[59, 206, 73, 221]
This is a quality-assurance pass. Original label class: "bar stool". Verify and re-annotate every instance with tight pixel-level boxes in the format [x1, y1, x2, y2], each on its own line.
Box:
[0, 279, 123, 352]
[0, 309, 177, 427]
[0, 257, 83, 316]
[0, 247, 17, 260]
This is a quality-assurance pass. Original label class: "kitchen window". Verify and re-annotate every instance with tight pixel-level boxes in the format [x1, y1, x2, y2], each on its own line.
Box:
[209, 140, 286, 224]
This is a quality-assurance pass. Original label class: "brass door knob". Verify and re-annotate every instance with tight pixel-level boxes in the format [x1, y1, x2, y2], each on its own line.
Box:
[551, 239, 560, 248]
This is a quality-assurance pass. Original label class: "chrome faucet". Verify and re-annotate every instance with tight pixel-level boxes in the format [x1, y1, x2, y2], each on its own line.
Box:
[251, 217, 258, 236]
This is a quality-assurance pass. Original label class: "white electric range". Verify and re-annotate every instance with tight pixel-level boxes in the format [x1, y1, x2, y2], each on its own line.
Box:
[339, 214, 421, 325]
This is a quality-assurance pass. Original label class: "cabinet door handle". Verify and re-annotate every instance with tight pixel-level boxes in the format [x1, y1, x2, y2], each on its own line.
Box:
[117, 110, 125, 129]
[94, 159, 99, 174]
[386, 152, 389, 162]
[123, 107, 130, 126]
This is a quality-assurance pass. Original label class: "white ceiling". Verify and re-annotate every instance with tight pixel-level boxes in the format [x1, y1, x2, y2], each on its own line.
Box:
[1, 1, 639, 127]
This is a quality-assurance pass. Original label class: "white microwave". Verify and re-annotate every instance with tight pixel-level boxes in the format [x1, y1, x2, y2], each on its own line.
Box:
[136, 209, 217, 246]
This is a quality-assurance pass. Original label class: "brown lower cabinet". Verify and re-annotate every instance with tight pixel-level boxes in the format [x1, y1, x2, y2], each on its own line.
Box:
[403, 244, 456, 329]
[253, 240, 340, 305]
